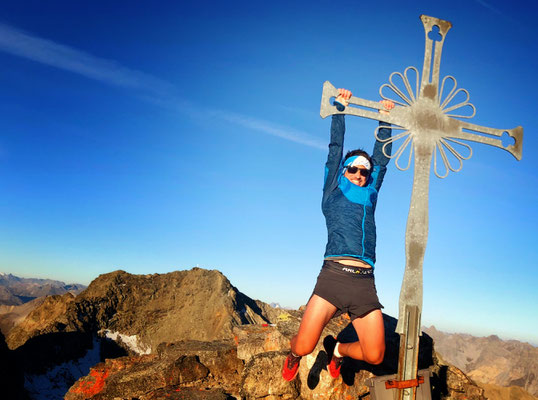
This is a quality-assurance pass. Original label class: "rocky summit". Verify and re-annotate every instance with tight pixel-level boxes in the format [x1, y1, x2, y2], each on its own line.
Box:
[63, 310, 484, 400]
[4, 268, 488, 399]
[7, 268, 270, 353]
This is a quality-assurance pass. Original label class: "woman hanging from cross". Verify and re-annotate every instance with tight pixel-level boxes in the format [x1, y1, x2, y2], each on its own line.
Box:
[282, 89, 394, 381]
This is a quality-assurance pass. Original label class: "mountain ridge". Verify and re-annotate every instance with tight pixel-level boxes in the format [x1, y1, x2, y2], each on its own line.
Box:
[0, 272, 86, 306]
[423, 325, 538, 396]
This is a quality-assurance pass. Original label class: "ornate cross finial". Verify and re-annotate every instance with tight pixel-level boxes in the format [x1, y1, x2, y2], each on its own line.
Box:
[320, 15, 523, 400]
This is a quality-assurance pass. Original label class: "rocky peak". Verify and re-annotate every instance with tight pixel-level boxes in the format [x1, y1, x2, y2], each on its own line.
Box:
[8, 268, 269, 354]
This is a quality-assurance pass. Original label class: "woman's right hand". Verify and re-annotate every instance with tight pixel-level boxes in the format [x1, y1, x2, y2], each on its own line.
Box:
[379, 100, 395, 114]
[335, 88, 352, 107]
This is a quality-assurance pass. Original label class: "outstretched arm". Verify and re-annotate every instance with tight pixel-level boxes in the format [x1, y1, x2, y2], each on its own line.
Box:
[371, 100, 394, 192]
[323, 89, 352, 196]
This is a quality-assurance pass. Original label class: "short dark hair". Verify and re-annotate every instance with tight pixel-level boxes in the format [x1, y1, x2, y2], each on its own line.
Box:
[344, 149, 373, 168]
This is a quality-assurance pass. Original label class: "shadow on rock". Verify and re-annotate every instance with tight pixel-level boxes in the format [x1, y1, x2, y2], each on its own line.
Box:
[0, 331, 28, 400]
[14, 331, 128, 375]
[335, 313, 434, 378]
[430, 364, 449, 399]
[14, 331, 94, 374]
[307, 349, 328, 389]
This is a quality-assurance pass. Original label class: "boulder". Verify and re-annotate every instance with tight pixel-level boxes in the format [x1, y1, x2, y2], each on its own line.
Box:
[156, 340, 244, 393]
[65, 343, 243, 400]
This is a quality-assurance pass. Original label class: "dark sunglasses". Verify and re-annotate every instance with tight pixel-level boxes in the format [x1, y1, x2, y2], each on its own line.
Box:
[346, 166, 370, 176]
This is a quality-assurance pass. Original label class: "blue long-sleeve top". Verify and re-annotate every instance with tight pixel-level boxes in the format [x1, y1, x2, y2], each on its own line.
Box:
[322, 109, 392, 267]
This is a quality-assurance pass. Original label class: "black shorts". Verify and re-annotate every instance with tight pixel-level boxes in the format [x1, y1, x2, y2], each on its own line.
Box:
[312, 260, 383, 321]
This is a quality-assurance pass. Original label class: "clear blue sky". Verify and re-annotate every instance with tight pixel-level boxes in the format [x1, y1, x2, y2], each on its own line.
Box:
[1, 1, 537, 344]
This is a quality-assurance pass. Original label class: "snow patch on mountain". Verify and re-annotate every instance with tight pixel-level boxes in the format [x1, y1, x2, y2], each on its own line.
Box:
[101, 329, 151, 355]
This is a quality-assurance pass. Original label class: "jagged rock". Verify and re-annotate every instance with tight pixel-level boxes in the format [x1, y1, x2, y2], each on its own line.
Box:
[234, 313, 432, 400]
[430, 352, 486, 400]
[253, 300, 290, 325]
[77, 268, 269, 350]
[241, 351, 300, 399]
[65, 344, 242, 400]
[65, 315, 484, 400]
[10, 269, 271, 398]
[0, 296, 46, 336]
[156, 340, 244, 393]
[233, 316, 364, 399]
[11, 269, 269, 354]
[232, 314, 374, 399]
[234, 324, 290, 361]
[142, 387, 232, 400]
[6, 292, 75, 349]
[66, 354, 210, 400]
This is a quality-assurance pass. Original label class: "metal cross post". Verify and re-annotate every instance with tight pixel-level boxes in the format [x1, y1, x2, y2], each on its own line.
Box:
[320, 15, 523, 400]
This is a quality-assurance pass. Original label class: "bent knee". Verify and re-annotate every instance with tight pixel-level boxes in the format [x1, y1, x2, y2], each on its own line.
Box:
[293, 342, 316, 357]
[364, 348, 385, 365]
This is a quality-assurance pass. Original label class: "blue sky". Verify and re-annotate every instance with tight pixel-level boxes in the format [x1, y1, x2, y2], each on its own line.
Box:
[0, 1, 537, 344]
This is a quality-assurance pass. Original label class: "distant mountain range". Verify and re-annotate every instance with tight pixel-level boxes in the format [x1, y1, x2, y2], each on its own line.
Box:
[423, 325, 538, 397]
[0, 272, 86, 306]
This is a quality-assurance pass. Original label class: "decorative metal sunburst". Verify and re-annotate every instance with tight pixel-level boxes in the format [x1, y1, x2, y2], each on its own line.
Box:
[376, 67, 477, 178]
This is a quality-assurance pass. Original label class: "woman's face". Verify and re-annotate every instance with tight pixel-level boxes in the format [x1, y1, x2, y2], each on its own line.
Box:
[344, 166, 370, 187]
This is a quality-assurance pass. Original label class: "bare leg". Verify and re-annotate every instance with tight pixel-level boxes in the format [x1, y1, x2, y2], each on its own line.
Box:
[337, 309, 385, 365]
[290, 295, 337, 356]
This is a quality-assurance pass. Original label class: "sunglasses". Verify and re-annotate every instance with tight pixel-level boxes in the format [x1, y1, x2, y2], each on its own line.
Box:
[346, 166, 370, 176]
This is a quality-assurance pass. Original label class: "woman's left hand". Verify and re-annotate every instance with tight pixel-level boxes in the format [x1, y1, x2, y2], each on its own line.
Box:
[336, 88, 352, 107]
[379, 100, 395, 114]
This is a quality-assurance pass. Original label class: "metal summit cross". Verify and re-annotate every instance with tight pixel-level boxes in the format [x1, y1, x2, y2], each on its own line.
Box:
[320, 15, 523, 400]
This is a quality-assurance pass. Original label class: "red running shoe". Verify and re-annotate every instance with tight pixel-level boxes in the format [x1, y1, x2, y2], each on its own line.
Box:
[328, 354, 343, 378]
[323, 335, 343, 378]
[282, 352, 301, 381]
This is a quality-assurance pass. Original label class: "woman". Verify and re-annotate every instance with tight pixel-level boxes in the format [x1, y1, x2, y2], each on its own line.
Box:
[282, 89, 394, 381]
